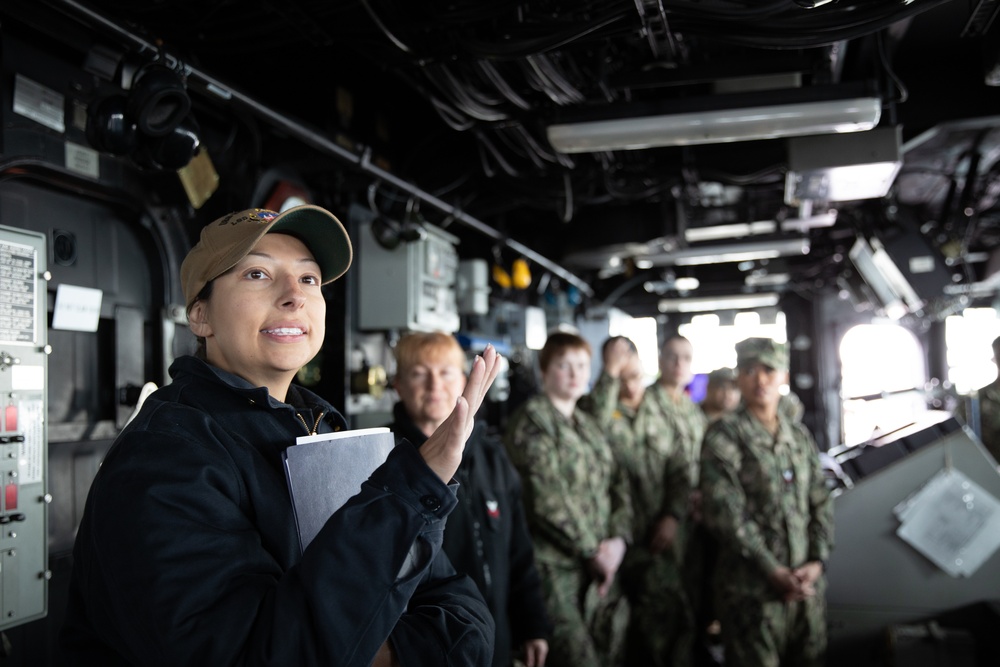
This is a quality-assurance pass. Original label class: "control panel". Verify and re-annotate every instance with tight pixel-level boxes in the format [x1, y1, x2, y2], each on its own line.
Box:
[0, 225, 48, 631]
[357, 215, 461, 333]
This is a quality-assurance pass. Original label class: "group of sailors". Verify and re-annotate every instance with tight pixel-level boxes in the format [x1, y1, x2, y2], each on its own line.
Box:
[388, 328, 833, 667]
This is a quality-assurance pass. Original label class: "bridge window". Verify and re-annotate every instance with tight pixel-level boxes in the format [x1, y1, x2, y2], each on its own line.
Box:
[945, 307, 1000, 395]
[679, 310, 788, 375]
[840, 323, 925, 447]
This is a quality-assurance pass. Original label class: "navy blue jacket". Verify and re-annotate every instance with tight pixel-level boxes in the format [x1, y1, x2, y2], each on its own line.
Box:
[390, 402, 551, 667]
[61, 355, 494, 666]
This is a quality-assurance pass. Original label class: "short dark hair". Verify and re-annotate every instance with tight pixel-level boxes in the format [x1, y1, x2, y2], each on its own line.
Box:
[539, 331, 591, 372]
[602, 335, 637, 356]
[660, 334, 691, 353]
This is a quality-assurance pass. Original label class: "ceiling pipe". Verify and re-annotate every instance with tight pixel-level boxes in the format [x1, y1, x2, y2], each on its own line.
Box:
[45, 0, 594, 296]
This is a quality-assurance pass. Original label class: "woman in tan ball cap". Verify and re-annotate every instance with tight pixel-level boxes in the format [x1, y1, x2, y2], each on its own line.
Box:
[62, 205, 501, 667]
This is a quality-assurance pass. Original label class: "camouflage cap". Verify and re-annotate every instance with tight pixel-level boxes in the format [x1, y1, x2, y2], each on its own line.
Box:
[735, 337, 788, 370]
[706, 367, 737, 385]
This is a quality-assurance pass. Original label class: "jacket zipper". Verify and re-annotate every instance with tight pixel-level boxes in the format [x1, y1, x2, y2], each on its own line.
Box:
[295, 411, 325, 436]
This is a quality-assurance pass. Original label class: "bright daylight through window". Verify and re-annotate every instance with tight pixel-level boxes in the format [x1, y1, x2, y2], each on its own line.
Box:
[840, 323, 925, 447]
[946, 308, 1000, 395]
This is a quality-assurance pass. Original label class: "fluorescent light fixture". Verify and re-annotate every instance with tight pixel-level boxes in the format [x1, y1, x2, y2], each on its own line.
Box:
[745, 272, 791, 287]
[684, 211, 837, 242]
[848, 237, 923, 320]
[658, 292, 780, 313]
[644, 276, 701, 294]
[547, 96, 881, 153]
[780, 210, 838, 233]
[685, 221, 777, 243]
[674, 277, 701, 291]
[640, 237, 810, 267]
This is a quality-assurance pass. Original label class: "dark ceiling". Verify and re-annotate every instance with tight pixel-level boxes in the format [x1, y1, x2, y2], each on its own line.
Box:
[20, 0, 1000, 319]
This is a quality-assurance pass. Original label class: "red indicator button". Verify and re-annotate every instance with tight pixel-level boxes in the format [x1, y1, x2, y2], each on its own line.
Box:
[5, 484, 16, 511]
[4, 405, 16, 432]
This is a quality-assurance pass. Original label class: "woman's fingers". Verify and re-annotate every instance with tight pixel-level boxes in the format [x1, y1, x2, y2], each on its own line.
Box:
[420, 396, 470, 482]
[463, 345, 502, 416]
[420, 344, 503, 484]
[480, 346, 501, 398]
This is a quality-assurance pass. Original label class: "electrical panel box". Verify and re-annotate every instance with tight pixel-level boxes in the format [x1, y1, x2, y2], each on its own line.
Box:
[357, 219, 461, 333]
[0, 224, 49, 631]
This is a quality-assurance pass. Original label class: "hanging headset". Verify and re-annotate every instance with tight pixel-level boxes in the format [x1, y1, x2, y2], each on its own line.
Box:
[86, 60, 200, 171]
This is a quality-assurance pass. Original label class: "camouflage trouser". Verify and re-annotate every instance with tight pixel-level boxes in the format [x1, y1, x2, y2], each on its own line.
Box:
[619, 547, 695, 667]
[717, 586, 827, 667]
[536, 561, 629, 667]
[684, 523, 717, 628]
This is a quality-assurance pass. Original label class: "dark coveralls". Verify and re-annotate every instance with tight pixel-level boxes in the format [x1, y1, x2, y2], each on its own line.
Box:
[390, 402, 551, 667]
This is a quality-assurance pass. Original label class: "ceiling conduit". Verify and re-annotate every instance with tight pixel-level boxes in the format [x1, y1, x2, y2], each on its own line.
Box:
[44, 0, 595, 296]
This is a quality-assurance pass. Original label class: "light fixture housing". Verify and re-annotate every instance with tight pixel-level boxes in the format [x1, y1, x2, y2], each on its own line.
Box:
[547, 85, 882, 153]
[639, 237, 810, 267]
[684, 211, 837, 243]
[848, 236, 923, 320]
[658, 292, 780, 313]
[785, 126, 902, 203]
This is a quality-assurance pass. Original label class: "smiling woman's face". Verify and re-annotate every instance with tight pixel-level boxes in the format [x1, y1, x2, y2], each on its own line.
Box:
[187, 233, 325, 398]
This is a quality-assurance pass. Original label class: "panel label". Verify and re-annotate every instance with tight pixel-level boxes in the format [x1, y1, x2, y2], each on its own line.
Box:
[0, 242, 37, 344]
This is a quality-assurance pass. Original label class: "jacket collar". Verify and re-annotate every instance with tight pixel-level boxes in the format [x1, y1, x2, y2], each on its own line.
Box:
[168, 355, 345, 427]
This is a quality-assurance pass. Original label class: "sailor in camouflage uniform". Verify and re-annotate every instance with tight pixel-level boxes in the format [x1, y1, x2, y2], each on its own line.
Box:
[700, 337, 833, 667]
[578, 337, 647, 486]
[979, 337, 1000, 463]
[957, 335, 1000, 464]
[577, 336, 638, 429]
[605, 348, 648, 465]
[700, 367, 740, 423]
[623, 334, 707, 667]
[503, 332, 632, 667]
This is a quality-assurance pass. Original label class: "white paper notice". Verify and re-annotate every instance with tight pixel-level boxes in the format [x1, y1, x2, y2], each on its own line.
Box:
[52, 284, 103, 332]
[895, 468, 1000, 577]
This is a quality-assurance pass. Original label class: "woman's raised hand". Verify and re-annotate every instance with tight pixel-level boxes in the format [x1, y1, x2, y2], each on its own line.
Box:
[420, 345, 502, 482]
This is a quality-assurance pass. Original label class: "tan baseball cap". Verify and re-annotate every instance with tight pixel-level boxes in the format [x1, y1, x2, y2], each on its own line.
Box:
[180, 205, 352, 309]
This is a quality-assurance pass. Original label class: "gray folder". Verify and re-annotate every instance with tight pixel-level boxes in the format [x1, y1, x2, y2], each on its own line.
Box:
[283, 427, 396, 551]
